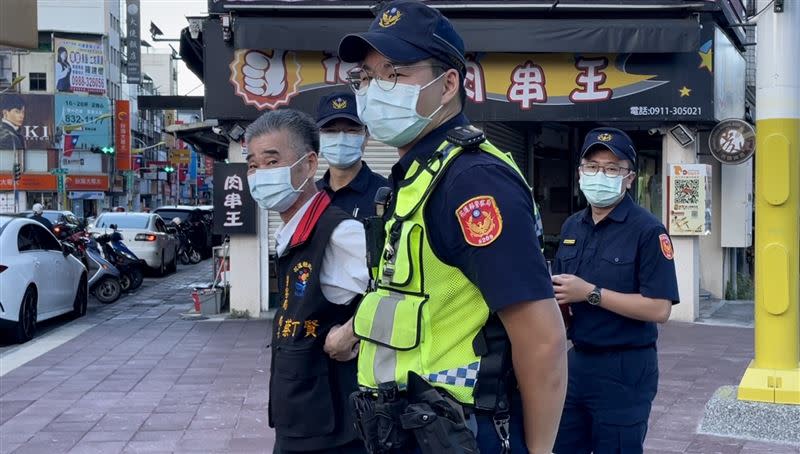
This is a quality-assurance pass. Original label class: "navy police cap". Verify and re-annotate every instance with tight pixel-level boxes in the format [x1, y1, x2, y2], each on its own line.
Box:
[316, 92, 362, 127]
[581, 127, 637, 166]
[338, 0, 467, 75]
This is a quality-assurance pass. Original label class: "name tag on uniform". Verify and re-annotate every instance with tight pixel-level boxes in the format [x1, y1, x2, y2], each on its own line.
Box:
[562, 239, 577, 245]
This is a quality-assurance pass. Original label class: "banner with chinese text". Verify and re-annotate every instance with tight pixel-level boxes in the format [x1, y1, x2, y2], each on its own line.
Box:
[55, 94, 112, 150]
[213, 163, 256, 234]
[667, 164, 712, 236]
[206, 35, 715, 122]
[54, 38, 107, 95]
[115, 100, 132, 170]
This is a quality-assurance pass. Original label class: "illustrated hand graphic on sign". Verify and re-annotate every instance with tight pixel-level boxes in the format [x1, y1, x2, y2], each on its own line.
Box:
[242, 50, 288, 97]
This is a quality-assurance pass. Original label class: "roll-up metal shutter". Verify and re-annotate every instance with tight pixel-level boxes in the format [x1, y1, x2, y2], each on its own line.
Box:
[266, 139, 395, 253]
[477, 122, 531, 184]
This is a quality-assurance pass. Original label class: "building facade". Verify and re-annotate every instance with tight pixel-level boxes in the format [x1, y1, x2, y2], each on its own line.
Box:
[179, 0, 751, 320]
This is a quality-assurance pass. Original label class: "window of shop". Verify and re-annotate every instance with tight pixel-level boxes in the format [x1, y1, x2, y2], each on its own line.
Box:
[24, 150, 48, 172]
[29, 72, 46, 91]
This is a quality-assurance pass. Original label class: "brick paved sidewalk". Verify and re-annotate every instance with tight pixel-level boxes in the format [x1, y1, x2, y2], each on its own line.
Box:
[1, 267, 798, 454]
[1, 262, 274, 454]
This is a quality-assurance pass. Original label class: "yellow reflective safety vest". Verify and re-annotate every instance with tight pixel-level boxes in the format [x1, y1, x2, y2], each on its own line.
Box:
[353, 138, 537, 405]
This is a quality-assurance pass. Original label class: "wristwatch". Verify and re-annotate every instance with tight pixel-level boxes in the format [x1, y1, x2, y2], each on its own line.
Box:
[587, 286, 602, 306]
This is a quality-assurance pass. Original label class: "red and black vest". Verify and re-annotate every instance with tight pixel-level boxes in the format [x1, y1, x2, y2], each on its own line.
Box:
[269, 191, 360, 451]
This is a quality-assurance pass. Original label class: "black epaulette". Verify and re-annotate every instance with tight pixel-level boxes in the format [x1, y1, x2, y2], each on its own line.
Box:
[446, 125, 485, 151]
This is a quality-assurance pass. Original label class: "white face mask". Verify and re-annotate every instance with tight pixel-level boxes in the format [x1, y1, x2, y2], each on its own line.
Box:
[247, 153, 311, 212]
[319, 132, 365, 169]
[356, 74, 444, 147]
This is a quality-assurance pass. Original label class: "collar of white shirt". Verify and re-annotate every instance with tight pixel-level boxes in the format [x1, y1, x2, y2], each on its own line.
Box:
[274, 193, 318, 257]
[2, 119, 20, 132]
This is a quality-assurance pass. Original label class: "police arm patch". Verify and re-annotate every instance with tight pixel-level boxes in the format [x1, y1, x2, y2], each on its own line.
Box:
[659, 233, 674, 260]
[456, 196, 503, 247]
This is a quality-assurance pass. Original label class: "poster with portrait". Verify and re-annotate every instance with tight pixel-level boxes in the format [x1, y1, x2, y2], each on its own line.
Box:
[54, 37, 107, 95]
[667, 164, 712, 236]
[0, 94, 55, 151]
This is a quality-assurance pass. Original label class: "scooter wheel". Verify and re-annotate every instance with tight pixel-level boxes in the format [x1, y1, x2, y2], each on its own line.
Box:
[93, 277, 121, 304]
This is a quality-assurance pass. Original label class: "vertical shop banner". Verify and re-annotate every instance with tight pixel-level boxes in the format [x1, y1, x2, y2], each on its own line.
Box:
[115, 100, 131, 170]
[667, 164, 712, 236]
[126, 0, 142, 84]
[213, 163, 256, 234]
[0, 94, 55, 150]
[54, 38, 107, 95]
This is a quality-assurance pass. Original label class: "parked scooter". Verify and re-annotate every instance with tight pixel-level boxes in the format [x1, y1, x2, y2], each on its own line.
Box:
[170, 218, 202, 265]
[95, 224, 145, 292]
[62, 233, 122, 304]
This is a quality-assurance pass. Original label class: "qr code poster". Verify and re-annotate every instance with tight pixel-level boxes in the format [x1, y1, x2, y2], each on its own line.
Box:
[668, 164, 712, 236]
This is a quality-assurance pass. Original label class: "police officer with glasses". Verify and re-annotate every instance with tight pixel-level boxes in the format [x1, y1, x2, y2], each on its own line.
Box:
[552, 128, 679, 454]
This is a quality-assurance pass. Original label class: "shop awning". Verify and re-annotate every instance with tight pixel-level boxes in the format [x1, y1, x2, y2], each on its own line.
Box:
[232, 17, 700, 53]
[165, 121, 228, 162]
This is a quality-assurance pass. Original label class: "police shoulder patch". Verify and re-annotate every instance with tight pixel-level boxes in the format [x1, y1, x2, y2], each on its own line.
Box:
[456, 196, 503, 247]
[659, 233, 674, 260]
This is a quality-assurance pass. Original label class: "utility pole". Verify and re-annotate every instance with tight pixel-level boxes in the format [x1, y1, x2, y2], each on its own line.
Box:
[738, 0, 800, 405]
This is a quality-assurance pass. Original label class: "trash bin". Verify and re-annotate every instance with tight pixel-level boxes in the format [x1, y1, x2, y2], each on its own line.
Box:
[192, 285, 228, 315]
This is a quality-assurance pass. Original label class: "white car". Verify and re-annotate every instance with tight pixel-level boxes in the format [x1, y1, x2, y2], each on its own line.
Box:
[0, 216, 88, 343]
[89, 213, 178, 276]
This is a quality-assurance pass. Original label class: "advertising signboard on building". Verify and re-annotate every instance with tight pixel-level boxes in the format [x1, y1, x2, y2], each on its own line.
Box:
[115, 100, 132, 170]
[54, 37, 107, 95]
[667, 164, 712, 236]
[213, 163, 256, 234]
[126, 0, 142, 84]
[55, 94, 112, 150]
[204, 21, 716, 122]
[0, 94, 55, 150]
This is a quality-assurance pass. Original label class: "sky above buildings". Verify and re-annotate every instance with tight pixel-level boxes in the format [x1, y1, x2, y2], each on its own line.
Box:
[140, 0, 206, 95]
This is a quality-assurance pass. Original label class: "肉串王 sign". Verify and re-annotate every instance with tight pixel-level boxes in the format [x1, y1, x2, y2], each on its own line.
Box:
[204, 20, 716, 122]
[54, 37, 107, 95]
[213, 163, 257, 235]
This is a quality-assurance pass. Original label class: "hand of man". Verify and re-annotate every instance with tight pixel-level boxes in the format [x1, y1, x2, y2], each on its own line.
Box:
[552, 274, 594, 305]
[324, 322, 359, 362]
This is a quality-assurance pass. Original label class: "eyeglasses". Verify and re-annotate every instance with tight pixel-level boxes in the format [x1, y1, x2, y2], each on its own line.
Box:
[579, 163, 632, 178]
[346, 63, 444, 93]
[320, 127, 365, 135]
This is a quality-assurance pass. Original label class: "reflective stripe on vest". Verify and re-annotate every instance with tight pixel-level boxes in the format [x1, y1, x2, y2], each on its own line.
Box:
[354, 139, 534, 405]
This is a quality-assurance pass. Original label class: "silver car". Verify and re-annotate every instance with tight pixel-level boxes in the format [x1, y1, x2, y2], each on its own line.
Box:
[89, 213, 179, 276]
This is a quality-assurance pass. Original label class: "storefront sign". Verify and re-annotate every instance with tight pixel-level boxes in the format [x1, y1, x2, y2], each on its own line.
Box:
[206, 29, 715, 122]
[667, 164, 712, 236]
[213, 163, 256, 234]
[60, 152, 102, 173]
[69, 191, 105, 200]
[55, 94, 112, 150]
[709, 118, 755, 164]
[54, 37, 107, 95]
[169, 148, 191, 165]
[0, 94, 55, 150]
[115, 100, 132, 170]
[126, 0, 142, 83]
[0, 173, 108, 191]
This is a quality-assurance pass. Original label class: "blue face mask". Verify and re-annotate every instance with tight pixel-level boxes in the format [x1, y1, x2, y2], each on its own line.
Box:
[355, 74, 444, 147]
[579, 172, 626, 208]
[319, 132, 365, 169]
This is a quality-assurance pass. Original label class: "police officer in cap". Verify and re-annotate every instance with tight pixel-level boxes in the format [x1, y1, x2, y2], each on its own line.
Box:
[316, 92, 388, 219]
[551, 128, 679, 453]
[324, 1, 567, 452]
